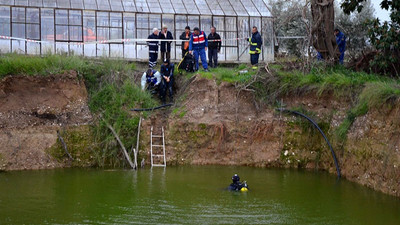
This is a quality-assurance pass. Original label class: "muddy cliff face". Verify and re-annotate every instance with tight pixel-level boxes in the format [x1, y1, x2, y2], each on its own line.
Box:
[1, 72, 398, 197]
[0, 71, 92, 170]
[342, 107, 400, 196]
[140, 76, 400, 197]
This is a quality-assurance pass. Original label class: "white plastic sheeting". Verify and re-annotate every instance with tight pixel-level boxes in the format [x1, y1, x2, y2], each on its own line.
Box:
[0, 0, 274, 62]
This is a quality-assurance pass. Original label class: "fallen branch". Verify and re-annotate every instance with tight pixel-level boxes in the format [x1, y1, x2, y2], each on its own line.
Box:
[106, 123, 135, 169]
[134, 117, 142, 169]
[57, 130, 74, 161]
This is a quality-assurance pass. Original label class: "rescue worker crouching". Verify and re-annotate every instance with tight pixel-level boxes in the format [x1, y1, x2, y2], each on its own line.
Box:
[160, 59, 174, 104]
[246, 26, 262, 70]
[141, 68, 161, 95]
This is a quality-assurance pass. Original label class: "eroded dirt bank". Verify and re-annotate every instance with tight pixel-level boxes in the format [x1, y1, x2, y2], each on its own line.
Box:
[140, 75, 400, 197]
[1, 71, 399, 197]
[0, 71, 91, 170]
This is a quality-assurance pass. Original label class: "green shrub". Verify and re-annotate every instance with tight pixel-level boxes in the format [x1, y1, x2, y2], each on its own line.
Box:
[198, 64, 256, 84]
[89, 80, 157, 167]
[336, 82, 400, 141]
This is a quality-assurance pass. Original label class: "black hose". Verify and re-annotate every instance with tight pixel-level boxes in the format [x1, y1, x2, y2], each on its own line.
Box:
[276, 108, 341, 178]
[131, 103, 173, 112]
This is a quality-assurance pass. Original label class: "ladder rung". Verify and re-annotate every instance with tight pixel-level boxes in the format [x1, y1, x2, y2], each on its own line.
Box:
[152, 145, 163, 147]
[152, 135, 163, 138]
[152, 154, 164, 157]
[152, 164, 166, 167]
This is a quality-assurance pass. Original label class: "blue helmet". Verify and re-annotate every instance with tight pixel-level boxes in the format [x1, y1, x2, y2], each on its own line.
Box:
[232, 174, 240, 182]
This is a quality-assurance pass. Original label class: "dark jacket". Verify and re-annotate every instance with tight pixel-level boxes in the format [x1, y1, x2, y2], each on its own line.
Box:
[160, 30, 173, 52]
[160, 63, 174, 78]
[335, 31, 346, 53]
[179, 31, 192, 50]
[248, 31, 262, 54]
[207, 32, 221, 51]
[147, 33, 159, 53]
[228, 181, 249, 191]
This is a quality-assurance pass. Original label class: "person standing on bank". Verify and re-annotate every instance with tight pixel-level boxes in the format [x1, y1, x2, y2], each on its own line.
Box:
[246, 26, 262, 70]
[207, 26, 221, 68]
[179, 26, 191, 58]
[160, 25, 173, 62]
[147, 28, 160, 68]
[189, 27, 209, 72]
[334, 28, 346, 65]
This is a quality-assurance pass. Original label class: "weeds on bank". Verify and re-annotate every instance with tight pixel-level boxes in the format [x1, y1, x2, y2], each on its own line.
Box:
[47, 126, 94, 167]
[172, 106, 187, 118]
[197, 64, 256, 84]
[0, 54, 136, 87]
[0, 54, 157, 168]
[270, 64, 397, 97]
[336, 82, 400, 141]
[269, 63, 400, 143]
[89, 80, 157, 167]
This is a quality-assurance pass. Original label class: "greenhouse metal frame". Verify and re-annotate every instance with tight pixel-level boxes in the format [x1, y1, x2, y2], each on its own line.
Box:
[0, 0, 274, 62]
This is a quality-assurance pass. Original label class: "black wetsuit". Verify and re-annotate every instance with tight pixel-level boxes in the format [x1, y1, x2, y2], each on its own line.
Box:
[228, 181, 248, 191]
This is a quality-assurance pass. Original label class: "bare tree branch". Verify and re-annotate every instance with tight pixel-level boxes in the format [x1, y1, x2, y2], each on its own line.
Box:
[107, 123, 135, 170]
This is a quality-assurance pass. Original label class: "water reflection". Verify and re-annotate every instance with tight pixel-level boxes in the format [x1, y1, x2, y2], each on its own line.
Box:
[0, 166, 399, 224]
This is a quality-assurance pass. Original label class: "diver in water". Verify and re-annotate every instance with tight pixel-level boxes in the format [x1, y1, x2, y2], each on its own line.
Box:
[228, 174, 249, 191]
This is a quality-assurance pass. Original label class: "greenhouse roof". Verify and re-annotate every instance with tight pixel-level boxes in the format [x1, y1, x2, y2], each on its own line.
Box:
[0, 0, 273, 17]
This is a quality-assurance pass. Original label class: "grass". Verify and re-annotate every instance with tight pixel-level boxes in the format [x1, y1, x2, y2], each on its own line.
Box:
[0, 53, 136, 92]
[89, 81, 158, 167]
[172, 106, 187, 118]
[359, 82, 400, 110]
[270, 64, 398, 97]
[336, 82, 400, 141]
[181, 62, 400, 144]
[0, 53, 156, 168]
[47, 126, 94, 167]
[2, 53, 400, 164]
[335, 102, 368, 142]
[270, 62, 400, 143]
[196, 64, 256, 84]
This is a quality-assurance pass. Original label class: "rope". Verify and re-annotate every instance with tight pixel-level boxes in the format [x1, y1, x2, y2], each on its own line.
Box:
[177, 51, 189, 72]
[0, 35, 241, 46]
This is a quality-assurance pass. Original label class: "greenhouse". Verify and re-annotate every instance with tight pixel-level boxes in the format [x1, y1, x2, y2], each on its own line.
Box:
[0, 0, 274, 62]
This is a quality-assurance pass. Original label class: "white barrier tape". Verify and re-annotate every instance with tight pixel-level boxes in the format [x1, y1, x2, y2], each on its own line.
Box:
[0, 35, 246, 46]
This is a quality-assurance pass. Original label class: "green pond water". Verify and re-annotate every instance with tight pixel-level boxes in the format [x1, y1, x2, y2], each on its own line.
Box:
[0, 166, 399, 224]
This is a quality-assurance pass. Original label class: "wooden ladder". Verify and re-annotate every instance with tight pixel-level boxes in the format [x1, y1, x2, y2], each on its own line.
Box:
[150, 126, 166, 167]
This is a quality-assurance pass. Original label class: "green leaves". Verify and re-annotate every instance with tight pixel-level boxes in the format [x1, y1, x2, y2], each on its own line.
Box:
[341, 0, 400, 76]
[340, 0, 367, 15]
[89, 81, 158, 167]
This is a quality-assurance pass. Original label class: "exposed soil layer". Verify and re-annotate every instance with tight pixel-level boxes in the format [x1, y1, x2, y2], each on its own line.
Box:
[1, 71, 399, 197]
[0, 71, 91, 170]
[140, 75, 400, 197]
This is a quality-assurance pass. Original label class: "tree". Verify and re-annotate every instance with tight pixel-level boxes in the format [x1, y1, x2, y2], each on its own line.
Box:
[341, 0, 400, 76]
[268, 0, 310, 56]
[335, 0, 375, 59]
[311, 0, 340, 63]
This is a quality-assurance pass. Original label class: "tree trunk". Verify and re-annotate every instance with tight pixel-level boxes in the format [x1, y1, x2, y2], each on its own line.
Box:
[311, 0, 339, 63]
